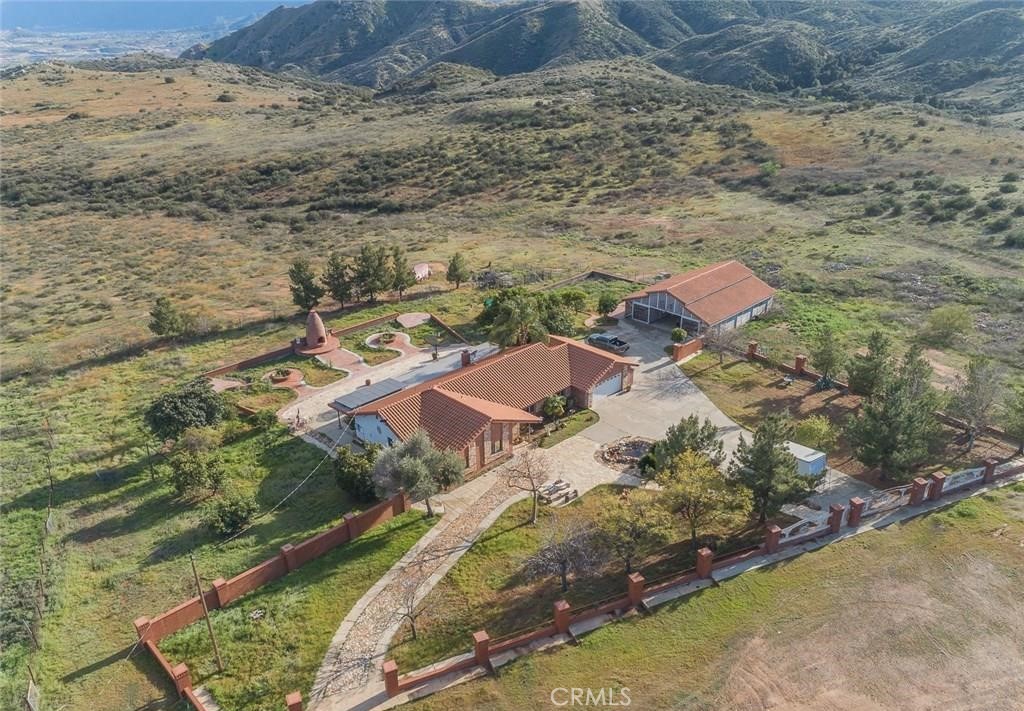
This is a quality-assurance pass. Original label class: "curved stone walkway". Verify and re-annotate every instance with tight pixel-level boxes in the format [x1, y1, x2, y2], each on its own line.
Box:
[309, 456, 537, 704]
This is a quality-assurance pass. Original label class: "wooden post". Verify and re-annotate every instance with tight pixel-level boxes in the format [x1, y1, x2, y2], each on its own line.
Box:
[190, 554, 224, 673]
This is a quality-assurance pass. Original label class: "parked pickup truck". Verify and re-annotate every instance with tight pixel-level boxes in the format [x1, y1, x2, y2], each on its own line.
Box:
[586, 333, 630, 354]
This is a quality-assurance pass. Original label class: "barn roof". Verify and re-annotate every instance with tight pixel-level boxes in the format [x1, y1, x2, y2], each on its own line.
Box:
[627, 261, 775, 326]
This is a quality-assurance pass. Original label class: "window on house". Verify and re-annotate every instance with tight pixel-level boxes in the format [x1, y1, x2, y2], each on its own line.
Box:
[492, 437, 503, 454]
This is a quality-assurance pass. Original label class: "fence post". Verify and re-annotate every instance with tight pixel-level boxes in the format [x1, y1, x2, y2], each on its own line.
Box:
[927, 472, 946, 501]
[764, 525, 781, 553]
[746, 341, 759, 359]
[343, 512, 357, 540]
[212, 578, 229, 608]
[983, 458, 998, 484]
[909, 477, 929, 506]
[280, 544, 297, 573]
[553, 600, 571, 634]
[847, 497, 865, 527]
[473, 630, 491, 668]
[627, 572, 645, 607]
[794, 355, 807, 375]
[696, 548, 713, 579]
[133, 616, 151, 641]
[172, 663, 192, 695]
[383, 660, 399, 697]
[285, 691, 303, 711]
[828, 504, 844, 534]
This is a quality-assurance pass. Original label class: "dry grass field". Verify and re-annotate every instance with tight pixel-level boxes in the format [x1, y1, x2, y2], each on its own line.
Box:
[2, 57, 1023, 709]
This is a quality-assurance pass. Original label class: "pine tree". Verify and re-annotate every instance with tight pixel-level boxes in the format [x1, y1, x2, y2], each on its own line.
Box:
[446, 252, 471, 289]
[847, 330, 892, 397]
[809, 327, 845, 384]
[949, 357, 1002, 451]
[149, 296, 189, 337]
[728, 415, 810, 523]
[288, 258, 325, 311]
[846, 345, 941, 480]
[390, 246, 417, 301]
[321, 252, 352, 308]
[352, 244, 393, 303]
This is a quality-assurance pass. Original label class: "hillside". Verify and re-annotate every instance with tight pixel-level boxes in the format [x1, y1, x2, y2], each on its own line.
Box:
[187, 0, 1024, 114]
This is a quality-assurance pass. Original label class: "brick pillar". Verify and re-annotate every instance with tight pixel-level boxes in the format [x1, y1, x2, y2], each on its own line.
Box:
[672, 342, 686, 362]
[928, 472, 946, 501]
[983, 458, 998, 484]
[172, 663, 192, 695]
[553, 600, 571, 634]
[285, 691, 303, 711]
[764, 525, 781, 553]
[133, 616, 151, 641]
[847, 497, 865, 527]
[828, 504, 844, 534]
[343, 512, 357, 540]
[747, 341, 759, 359]
[383, 660, 399, 697]
[212, 578, 229, 608]
[461, 349, 472, 367]
[399, 487, 412, 513]
[794, 355, 807, 375]
[472, 630, 490, 668]
[696, 547, 714, 579]
[909, 477, 929, 506]
[627, 572, 645, 606]
[280, 544, 297, 572]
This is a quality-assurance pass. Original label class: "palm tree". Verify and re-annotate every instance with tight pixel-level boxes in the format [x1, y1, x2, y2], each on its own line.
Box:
[489, 294, 548, 347]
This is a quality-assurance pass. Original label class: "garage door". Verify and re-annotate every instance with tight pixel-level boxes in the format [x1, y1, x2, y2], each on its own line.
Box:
[593, 372, 623, 399]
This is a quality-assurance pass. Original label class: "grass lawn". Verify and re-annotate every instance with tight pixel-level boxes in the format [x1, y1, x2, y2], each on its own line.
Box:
[337, 328, 400, 366]
[161, 511, 436, 710]
[388, 485, 771, 672]
[680, 352, 1016, 486]
[226, 385, 296, 412]
[537, 410, 599, 449]
[411, 483, 1024, 710]
[230, 354, 347, 389]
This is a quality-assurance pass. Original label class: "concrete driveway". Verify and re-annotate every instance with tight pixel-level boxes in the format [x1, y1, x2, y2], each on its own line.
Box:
[579, 319, 748, 454]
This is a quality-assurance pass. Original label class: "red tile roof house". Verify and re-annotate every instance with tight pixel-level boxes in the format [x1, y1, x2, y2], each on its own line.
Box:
[625, 260, 775, 335]
[351, 336, 637, 473]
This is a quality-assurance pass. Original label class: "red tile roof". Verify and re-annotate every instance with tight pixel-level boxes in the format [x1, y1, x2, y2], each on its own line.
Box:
[626, 260, 775, 326]
[354, 337, 636, 452]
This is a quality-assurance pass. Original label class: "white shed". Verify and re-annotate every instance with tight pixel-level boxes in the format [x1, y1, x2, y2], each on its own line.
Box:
[786, 441, 827, 477]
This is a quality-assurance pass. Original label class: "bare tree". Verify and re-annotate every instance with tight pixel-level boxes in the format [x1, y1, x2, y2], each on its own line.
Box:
[503, 449, 551, 524]
[524, 511, 603, 592]
[702, 325, 747, 365]
[393, 571, 428, 641]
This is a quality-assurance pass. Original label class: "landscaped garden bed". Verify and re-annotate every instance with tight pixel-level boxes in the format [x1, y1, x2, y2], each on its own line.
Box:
[537, 409, 599, 449]
[229, 354, 347, 388]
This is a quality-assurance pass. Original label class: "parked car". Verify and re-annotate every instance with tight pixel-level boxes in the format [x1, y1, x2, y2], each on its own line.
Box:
[587, 333, 629, 353]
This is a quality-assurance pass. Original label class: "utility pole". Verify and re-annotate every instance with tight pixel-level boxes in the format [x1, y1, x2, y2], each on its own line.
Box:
[190, 554, 225, 672]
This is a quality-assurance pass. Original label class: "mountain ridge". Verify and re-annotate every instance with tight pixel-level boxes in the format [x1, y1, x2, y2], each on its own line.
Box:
[185, 0, 1024, 109]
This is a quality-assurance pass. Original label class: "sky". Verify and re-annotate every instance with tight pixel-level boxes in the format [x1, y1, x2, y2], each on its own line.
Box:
[0, 0, 314, 32]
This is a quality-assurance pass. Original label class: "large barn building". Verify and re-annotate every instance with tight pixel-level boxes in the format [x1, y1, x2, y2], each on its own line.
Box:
[624, 260, 775, 334]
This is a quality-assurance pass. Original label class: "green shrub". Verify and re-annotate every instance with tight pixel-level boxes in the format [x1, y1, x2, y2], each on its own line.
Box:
[334, 446, 379, 503]
[216, 93, 238, 103]
[987, 215, 1013, 232]
[204, 493, 260, 537]
[999, 183, 1018, 194]
[671, 327, 687, 343]
[1003, 231, 1024, 248]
